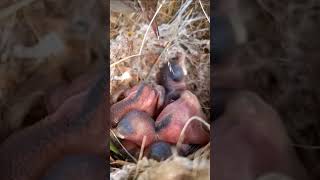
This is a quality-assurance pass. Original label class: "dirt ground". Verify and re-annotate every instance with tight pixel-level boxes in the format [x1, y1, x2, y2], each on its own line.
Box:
[231, 0, 320, 179]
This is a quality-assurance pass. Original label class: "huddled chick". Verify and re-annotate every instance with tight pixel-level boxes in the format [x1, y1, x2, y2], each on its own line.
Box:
[111, 54, 209, 161]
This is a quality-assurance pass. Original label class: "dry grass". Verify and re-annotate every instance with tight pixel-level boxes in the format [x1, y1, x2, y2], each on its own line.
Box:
[110, 0, 210, 179]
[110, 0, 210, 114]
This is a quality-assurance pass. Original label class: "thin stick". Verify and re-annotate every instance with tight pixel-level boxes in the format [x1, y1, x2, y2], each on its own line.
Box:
[134, 135, 147, 179]
[110, 0, 165, 68]
[138, 136, 147, 161]
[138, 0, 166, 55]
[110, 54, 144, 67]
[0, 0, 37, 20]
[110, 130, 137, 162]
[198, 0, 210, 23]
[110, 160, 131, 166]
[176, 116, 210, 152]
[110, 156, 115, 162]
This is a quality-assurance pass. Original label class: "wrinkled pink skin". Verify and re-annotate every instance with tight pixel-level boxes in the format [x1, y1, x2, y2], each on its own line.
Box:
[114, 57, 209, 148]
[123, 84, 166, 117]
[111, 83, 164, 127]
[114, 110, 156, 147]
[115, 89, 209, 147]
[156, 90, 209, 145]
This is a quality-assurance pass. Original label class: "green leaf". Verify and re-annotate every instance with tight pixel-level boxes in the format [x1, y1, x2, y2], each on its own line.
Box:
[110, 141, 120, 155]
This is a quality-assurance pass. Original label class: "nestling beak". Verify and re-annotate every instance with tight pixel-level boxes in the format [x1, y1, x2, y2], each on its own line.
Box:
[115, 110, 156, 147]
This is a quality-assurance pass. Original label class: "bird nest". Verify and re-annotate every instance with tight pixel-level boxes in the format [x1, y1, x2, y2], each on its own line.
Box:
[110, 0, 210, 179]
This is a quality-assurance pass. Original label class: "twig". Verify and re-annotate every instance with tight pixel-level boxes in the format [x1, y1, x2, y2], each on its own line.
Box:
[0, 0, 37, 20]
[110, 130, 137, 162]
[176, 116, 210, 153]
[110, 0, 165, 68]
[110, 54, 144, 67]
[110, 160, 131, 166]
[138, 0, 166, 55]
[198, 0, 210, 23]
[110, 156, 115, 162]
[138, 136, 147, 161]
[134, 135, 147, 179]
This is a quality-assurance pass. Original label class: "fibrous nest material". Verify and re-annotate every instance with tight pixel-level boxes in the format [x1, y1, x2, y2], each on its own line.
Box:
[111, 149, 210, 180]
[110, 0, 210, 179]
[110, 0, 210, 115]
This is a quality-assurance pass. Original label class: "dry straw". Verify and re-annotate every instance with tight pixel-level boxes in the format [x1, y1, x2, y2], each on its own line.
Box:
[110, 0, 210, 179]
